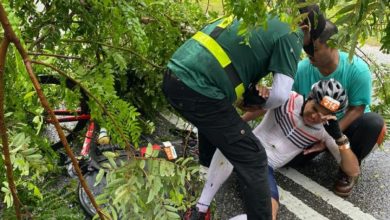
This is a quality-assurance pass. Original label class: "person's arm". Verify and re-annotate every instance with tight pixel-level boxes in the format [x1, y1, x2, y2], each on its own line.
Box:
[324, 120, 360, 176]
[238, 73, 291, 113]
[339, 105, 365, 131]
[262, 73, 293, 110]
[241, 109, 267, 122]
[325, 136, 360, 176]
[339, 57, 372, 131]
[335, 136, 360, 177]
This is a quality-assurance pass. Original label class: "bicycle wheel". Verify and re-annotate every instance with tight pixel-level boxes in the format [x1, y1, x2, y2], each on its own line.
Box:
[78, 150, 129, 217]
[38, 75, 89, 150]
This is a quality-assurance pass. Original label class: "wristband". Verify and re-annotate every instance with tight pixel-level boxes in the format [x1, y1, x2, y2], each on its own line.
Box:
[336, 134, 349, 146]
[338, 142, 351, 150]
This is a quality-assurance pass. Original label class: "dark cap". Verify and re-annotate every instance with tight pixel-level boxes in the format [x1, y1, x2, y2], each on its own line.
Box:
[299, 4, 326, 40]
[299, 3, 327, 56]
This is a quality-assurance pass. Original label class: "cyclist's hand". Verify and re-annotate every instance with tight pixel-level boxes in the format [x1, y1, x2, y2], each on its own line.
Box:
[256, 84, 270, 99]
[242, 83, 267, 108]
[324, 119, 342, 140]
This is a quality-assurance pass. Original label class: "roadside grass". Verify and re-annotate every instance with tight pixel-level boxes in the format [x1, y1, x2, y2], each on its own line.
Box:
[365, 36, 381, 47]
[198, 0, 224, 14]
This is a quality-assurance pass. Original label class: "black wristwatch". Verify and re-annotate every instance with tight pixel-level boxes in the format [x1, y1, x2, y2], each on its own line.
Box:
[335, 134, 349, 146]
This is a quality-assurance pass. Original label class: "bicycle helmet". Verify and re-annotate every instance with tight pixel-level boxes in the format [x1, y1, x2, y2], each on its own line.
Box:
[308, 79, 348, 113]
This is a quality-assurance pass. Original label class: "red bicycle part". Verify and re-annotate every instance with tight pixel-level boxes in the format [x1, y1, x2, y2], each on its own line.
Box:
[139, 144, 161, 157]
[81, 121, 95, 156]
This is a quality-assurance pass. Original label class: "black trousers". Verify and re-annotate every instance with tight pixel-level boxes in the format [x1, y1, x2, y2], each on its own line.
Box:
[162, 70, 271, 220]
[287, 112, 385, 166]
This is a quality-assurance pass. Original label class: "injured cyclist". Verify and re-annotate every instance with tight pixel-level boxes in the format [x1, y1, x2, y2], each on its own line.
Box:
[191, 79, 360, 220]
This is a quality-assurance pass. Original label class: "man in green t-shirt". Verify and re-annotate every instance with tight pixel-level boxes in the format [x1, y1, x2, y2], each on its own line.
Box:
[162, 5, 324, 220]
[292, 20, 386, 197]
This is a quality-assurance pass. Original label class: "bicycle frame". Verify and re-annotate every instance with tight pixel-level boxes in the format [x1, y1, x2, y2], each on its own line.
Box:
[46, 109, 93, 155]
[47, 110, 90, 123]
[80, 121, 95, 156]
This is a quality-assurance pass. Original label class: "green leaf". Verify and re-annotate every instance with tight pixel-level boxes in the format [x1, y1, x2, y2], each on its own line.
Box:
[181, 157, 192, 166]
[358, 0, 369, 23]
[20, 148, 37, 156]
[146, 188, 155, 204]
[112, 52, 127, 71]
[110, 205, 118, 220]
[151, 147, 160, 158]
[25, 154, 43, 161]
[151, 159, 160, 175]
[4, 112, 13, 117]
[164, 205, 177, 212]
[10, 132, 27, 148]
[95, 168, 105, 186]
[108, 157, 118, 169]
[139, 159, 146, 169]
[5, 194, 13, 208]
[113, 187, 129, 204]
[1, 186, 10, 193]
[103, 151, 118, 159]
[336, 3, 356, 15]
[159, 160, 168, 176]
[166, 211, 180, 219]
[145, 143, 153, 158]
[335, 12, 355, 25]
[23, 91, 36, 100]
[32, 184, 43, 199]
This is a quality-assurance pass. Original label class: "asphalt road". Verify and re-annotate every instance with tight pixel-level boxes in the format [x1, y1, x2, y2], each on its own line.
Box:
[163, 104, 390, 220]
[212, 45, 390, 220]
[163, 45, 390, 219]
[214, 141, 390, 220]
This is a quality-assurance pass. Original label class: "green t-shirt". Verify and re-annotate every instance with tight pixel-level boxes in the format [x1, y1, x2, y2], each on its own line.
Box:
[168, 17, 304, 103]
[293, 51, 372, 119]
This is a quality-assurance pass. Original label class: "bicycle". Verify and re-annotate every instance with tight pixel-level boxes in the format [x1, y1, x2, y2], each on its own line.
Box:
[38, 74, 199, 217]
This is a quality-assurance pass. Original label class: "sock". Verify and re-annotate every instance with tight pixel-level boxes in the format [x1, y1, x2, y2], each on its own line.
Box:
[196, 149, 234, 213]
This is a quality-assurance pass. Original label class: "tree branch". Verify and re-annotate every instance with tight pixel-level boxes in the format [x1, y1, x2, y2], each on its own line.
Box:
[0, 3, 108, 219]
[31, 60, 137, 155]
[28, 32, 49, 51]
[205, 0, 210, 14]
[356, 47, 389, 105]
[28, 52, 82, 60]
[0, 38, 22, 220]
[62, 39, 164, 69]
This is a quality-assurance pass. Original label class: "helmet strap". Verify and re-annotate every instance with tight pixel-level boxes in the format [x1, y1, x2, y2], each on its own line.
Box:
[300, 97, 311, 116]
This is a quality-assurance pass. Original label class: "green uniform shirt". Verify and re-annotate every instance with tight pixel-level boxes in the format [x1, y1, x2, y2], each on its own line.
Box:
[293, 51, 372, 119]
[168, 17, 304, 103]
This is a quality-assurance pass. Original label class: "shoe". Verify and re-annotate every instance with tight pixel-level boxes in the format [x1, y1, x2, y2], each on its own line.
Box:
[183, 207, 211, 220]
[333, 170, 359, 197]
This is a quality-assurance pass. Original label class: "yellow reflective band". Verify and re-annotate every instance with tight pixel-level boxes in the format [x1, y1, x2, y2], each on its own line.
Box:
[208, 16, 223, 24]
[235, 83, 245, 100]
[192, 31, 231, 68]
[208, 15, 234, 25]
[192, 29, 244, 100]
[217, 15, 234, 28]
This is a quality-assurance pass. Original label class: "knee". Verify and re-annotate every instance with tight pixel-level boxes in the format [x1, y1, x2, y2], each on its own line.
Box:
[362, 112, 387, 145]
[363, 112, 384, 129]
[377, 122, 387, 145]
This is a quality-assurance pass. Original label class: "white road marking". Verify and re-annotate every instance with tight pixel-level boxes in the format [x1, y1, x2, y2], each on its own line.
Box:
[164, 113, 378, 220]
[278, 186, 329, 220]
[278, 168, 377, 220]
[226, 187, 329, 220]
[161, 112, 197, 133]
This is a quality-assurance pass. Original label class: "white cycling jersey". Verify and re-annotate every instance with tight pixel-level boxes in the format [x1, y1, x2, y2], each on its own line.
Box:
[253, 91, 341, 169]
